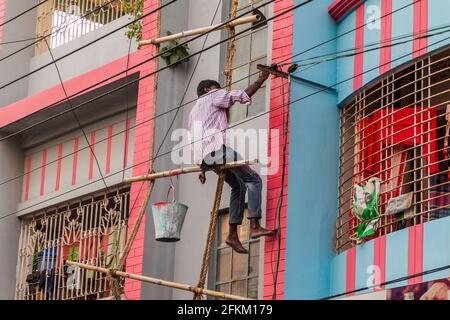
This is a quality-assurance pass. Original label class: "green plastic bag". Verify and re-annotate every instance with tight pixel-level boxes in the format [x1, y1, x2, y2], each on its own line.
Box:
[350, 177, 381, 244]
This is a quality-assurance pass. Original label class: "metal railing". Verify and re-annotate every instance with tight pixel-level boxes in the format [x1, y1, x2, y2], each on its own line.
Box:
[35, 0, 130, 55]
[336, 47, 450, 253]
[15, 187, 130, 300]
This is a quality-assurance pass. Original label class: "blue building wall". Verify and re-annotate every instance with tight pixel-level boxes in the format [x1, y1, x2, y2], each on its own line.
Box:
[335, 0, 450, 104]
[286, 0, 450, 300]
[330, 217, 450, 296]
[285, 0, 339, 300]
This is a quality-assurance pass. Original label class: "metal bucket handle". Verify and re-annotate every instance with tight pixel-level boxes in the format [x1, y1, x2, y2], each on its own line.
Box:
[166, 184, 176, 203]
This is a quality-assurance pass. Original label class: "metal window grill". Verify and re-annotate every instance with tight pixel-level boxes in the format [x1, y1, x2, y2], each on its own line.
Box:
[35, 0, 130, 55]
[336, 47, 450, 253]
[15, 187, 130, 300]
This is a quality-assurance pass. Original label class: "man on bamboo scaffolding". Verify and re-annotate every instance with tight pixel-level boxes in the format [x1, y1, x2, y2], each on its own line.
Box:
[188, 69, 275, 254]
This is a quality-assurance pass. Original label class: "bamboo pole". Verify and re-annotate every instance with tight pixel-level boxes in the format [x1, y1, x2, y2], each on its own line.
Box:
[140, 14, 261, 46]
[123, 159, 259, 183]
[66, 260, 253, 300]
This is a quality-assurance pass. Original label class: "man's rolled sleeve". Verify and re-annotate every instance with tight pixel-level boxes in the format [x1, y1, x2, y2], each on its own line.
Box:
[212, 89, 252, 109]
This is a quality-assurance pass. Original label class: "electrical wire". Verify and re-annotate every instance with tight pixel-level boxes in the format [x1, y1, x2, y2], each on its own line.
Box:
[321, 264, 450, 300]
[2, 31, 447, 228]
[271, 69, 289, 300]
[0, 0, 276, 142]
[277, 0, 421, 67]
[0, 0, 49, 29]
[0, 0, 179, 89]
[43, 38, 110, 193]
[0, 0, 420, 129]
[0, 0, 121, 64]
[0, 25, 449, 196]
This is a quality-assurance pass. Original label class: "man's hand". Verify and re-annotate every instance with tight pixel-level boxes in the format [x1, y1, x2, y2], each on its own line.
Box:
[443, 145, 448, 158]
[420, 282, 449, 300]
[260, 69, 270, 82]
[199, 171, 206, 184]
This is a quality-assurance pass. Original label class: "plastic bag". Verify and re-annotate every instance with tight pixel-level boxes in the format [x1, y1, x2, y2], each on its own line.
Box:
[351, 177, 381, 244]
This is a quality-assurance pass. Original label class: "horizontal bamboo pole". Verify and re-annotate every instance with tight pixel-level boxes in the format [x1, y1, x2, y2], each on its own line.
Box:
[140, 14, 261, 46]
[66, 260, 253, 300]
[123, 159, 259, 183]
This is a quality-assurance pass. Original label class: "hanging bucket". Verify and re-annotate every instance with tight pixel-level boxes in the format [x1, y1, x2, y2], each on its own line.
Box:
[151, 185, 188, 242]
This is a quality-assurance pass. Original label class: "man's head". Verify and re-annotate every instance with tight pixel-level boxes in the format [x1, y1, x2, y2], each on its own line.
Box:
[197, 80, 221, 97]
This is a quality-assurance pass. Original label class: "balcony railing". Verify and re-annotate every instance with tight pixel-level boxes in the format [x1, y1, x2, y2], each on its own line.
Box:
[15, 187, 130, 300]
[35, 0, 130, 55]
[336, 47, 450, 253]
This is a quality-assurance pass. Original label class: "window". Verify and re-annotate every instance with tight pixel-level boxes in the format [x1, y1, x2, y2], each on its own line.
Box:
[228, 0, 269, 123]
[35, 0, 128, 55]
[336, 48, 450, 253]
[15, 187, 130, 300]
[214, 209, 260, 299]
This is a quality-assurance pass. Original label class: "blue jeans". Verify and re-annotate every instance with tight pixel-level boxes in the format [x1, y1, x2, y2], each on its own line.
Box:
[202, 145, 262, 225]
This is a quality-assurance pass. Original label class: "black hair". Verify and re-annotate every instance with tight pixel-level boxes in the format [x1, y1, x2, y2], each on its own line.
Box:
[197, 80, 221, 97]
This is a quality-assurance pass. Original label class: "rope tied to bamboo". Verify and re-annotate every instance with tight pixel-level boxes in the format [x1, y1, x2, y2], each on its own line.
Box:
[193, 171, 226, 300]
[110, 179, 156, 299]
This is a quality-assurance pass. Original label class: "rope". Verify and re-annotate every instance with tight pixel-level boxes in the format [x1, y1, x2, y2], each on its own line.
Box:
[110, 180, 156, 299]
[223, 0, 238, 90]
[193, 171, 226, 300]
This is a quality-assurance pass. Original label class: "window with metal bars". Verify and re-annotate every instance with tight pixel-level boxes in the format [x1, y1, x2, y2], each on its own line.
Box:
[213, 209, 259, 299]
[228, 0, 269, 123]
[336, 47, 450, 253]
[35, 0, 130, 55]
[15, 187, 130, 300]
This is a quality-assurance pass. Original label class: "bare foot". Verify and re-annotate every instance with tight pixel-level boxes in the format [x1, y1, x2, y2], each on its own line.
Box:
[225, 237, 248, 254]
[250, 226, 276, 239]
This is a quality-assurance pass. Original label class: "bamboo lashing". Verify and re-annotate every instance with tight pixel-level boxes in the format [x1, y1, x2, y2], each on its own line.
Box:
[139, 14, 261, 46]
[73, 159, 259, 299]
[66, 260, 253, 300]
[123, 159, 258, 183]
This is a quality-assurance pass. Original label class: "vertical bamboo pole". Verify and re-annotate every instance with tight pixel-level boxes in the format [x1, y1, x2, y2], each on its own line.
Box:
[224, 0, 239, 121]
[193, 172, 226, 300]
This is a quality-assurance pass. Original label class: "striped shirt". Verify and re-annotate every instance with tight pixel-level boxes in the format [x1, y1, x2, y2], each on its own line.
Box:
[188, 88, 251, 164]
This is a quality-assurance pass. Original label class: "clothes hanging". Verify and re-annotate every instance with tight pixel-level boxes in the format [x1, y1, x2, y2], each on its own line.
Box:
[356, 106, 438, 179]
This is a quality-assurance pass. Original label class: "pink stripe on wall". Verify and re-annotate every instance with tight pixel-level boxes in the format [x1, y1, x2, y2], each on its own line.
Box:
[413, 0, 428, 58]
[353, 3, 365, 91]
[346, 247, 356, 296]
[55, 144, 63, 191]
[88, 132, 96, 180]
[106, 125, 113, 175]
[379, 0, 392, 74]
[373, 235, 386, 290]
[72, 137, 79, 185]
[24, 155, 32, 201]
[408, 224, 424, 285]
[328, 0, 364, 22]
[123, 118, 130, 169]
[40, 149, 47, 196]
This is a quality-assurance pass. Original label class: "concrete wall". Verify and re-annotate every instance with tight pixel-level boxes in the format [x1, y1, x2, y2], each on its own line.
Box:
[0, 0, 36, 108]
[141, 0, 190, 300]
[16, 111, 136, 217]
[284, 0, 339, 300]
[141, 0, 271, 300]
[0, 0, 138, 108]
[27, 15, 138, 96]
[0, 135, 23, 299]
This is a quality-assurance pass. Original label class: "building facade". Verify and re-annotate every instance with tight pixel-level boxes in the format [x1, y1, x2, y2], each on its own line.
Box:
[0, 0, 448, 301]
[284, 0, 450, 299]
